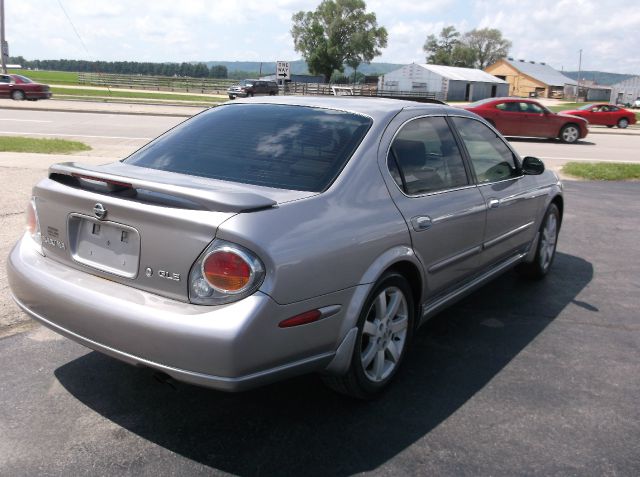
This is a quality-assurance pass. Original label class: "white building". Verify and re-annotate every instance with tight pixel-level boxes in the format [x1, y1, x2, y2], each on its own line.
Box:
[610, 76, 640, 105]
[378, 63, 509, 101]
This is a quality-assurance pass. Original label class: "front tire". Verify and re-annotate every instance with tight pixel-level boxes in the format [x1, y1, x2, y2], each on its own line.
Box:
[323, 272, 414, 399]
[11, 90, 25, 101]
[559, 124, 580, 143]
[618, 118, 629, 129]
[518, 203, 560, 279]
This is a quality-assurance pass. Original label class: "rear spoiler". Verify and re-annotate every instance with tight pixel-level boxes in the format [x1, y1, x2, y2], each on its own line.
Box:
[48, 162, 277, 213]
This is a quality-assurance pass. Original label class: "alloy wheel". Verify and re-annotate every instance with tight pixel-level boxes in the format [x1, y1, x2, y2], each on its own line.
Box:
[561, 126, 579, 143]
[360, 286, 409, 383]
[539, 213, 558, 271]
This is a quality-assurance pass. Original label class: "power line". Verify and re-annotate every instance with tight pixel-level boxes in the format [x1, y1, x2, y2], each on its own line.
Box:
[56, 0, 90, 56]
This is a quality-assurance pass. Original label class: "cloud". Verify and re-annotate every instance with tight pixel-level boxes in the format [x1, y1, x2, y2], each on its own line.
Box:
[4, 0, 639, 74]
[473, 0, 640, 73]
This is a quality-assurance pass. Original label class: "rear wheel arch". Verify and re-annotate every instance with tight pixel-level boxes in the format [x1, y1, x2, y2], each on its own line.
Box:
[387, 260, 423, 324]
[551, 195, 564, 224]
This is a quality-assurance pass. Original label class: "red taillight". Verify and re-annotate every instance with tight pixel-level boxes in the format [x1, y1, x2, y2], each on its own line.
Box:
[26, 200, 37, 235]
[279, 310, 322, 328]
[202, 250, 252, 293]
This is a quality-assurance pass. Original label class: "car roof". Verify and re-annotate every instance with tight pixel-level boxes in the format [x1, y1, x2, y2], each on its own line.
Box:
[230, 96, 468, 122]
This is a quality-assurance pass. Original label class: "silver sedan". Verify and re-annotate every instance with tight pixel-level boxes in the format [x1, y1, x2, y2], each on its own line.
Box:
[8, 97, 563, 398]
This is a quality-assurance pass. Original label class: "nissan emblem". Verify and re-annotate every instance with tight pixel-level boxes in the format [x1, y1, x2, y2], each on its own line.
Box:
[93, 203, 107, 220]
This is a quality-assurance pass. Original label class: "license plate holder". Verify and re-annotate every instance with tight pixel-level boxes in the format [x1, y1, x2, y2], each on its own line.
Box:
[68, 214, 140, 278]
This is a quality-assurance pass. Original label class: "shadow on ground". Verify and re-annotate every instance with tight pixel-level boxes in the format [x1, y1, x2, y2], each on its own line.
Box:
[55, 252, 593, 476]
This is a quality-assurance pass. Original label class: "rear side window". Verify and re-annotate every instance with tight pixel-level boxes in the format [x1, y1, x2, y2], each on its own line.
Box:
[125, 104, 372, 192]
[387, 117, 469, 195]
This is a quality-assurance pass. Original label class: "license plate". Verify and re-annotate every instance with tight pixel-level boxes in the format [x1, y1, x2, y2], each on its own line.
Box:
[68, 214, 140, 278]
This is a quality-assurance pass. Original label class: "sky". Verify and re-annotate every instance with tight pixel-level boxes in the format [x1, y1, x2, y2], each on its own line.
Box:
[5, 0, 640, 74]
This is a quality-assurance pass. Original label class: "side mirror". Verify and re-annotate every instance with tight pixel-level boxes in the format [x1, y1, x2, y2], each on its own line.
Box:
[522, 156, 545, 175]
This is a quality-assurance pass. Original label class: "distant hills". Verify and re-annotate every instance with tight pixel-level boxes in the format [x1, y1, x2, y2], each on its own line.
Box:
[203, 59, 403, 76]
[563, 70, 636, 86]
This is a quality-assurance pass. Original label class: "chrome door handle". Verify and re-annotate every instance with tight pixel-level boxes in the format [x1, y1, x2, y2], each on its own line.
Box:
[411, 216, 432, 231]
[488, 199, 500, 209]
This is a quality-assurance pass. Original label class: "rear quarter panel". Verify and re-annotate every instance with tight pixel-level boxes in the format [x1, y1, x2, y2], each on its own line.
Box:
[216, 124, 413, 307]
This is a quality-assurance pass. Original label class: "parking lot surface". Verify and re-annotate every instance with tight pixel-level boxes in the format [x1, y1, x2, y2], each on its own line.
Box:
[1, 180, 639, 476]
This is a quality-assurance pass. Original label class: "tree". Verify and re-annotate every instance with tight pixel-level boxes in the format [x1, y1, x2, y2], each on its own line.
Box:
[423, 26, 472, 66]
[291, 0, 387, 82]
[463, 28, 512, 69]
[423, 25, 511, 69]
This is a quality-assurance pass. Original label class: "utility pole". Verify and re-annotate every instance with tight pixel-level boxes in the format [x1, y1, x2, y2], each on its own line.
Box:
[0, 0, 7, 73]
[576, 49, 582, 102]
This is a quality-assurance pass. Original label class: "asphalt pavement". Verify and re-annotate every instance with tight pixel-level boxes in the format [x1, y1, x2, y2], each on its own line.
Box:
[1, 180, 639, 476]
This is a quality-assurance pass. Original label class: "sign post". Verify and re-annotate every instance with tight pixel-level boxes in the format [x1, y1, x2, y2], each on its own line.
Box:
[0, 0, 7, 73]
[276, 61, 290, 93]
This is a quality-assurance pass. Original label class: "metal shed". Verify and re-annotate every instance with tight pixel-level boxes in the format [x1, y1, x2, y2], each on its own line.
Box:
[610, 76, 640, 106]
[378, 64, 508, 101]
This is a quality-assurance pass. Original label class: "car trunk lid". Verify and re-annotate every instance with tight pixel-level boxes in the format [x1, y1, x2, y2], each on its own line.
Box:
[35, 161, 313, 302]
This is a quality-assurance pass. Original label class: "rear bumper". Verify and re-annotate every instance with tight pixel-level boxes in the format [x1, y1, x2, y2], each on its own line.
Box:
[8, 235, 352, 391]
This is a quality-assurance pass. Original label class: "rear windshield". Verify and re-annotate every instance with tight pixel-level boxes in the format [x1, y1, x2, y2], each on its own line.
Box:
[125, 104, 372, 192]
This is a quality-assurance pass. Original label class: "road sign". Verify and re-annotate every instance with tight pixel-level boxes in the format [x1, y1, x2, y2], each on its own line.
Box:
[276, 61, 290, 81]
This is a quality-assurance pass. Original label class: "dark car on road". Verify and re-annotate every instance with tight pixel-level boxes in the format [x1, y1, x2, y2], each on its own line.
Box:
[463, 98, 588, 143]
[0, 74, 52, 101]
[227, 79, 278, 99]
[8, 97, 563, 398]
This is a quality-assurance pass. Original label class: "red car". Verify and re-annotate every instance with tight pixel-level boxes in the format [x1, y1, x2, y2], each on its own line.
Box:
[463, 98, 588, 144]
[0, 73, 52, 101]
[559, 103, 637, 129]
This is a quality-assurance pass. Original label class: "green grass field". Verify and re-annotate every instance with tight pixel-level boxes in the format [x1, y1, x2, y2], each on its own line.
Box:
[0, 136, 91, 154]
[8, 69, 79, 85]
[50, 87, 225, 104]
[563, 162, 640, 181]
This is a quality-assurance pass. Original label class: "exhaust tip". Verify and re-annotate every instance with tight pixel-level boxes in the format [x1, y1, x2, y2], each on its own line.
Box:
[152, 371, 178, 390]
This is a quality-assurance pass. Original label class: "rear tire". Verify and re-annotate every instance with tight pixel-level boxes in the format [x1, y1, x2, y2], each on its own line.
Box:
[323, 272, 414, 399]
[617, 118, 629, 129]
[517, 203, 560, 279]
[11, 90, 25, 101]
[559, 124, 580, 143]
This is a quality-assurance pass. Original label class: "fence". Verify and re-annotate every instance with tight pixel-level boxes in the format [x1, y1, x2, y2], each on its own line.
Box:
[78, 73, 235, 94]
[77, 73, 446, 102]
[282, 82, 446, 102]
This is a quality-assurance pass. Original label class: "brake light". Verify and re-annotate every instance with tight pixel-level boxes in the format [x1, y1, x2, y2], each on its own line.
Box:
[25, 198, 43, 255]
[203, 250, 251, 293]
[26, 201, 37, 235]
[189, 240, 265, 305]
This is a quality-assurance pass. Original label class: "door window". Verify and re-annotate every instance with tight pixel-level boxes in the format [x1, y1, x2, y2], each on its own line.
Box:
[452, 117, 520, 183]
[387, 117, 469, 195]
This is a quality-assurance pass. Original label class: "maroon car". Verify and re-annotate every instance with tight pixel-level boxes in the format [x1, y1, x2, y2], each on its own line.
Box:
[463, 98, 588, 144]
[0, 74, 52, 101]
[559, 103, 637, 129]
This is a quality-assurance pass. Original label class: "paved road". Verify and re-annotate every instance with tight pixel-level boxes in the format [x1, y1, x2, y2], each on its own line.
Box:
[1, 180, 639, 475]
[1, 108, 639, 166]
